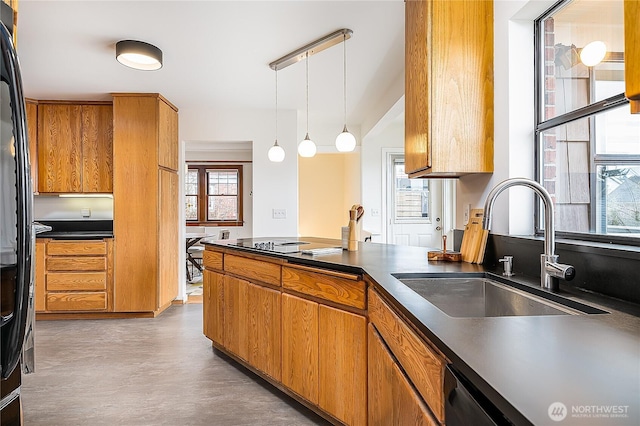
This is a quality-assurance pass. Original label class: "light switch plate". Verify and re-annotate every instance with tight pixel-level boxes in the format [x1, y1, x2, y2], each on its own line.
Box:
[272, 209, 286, 219]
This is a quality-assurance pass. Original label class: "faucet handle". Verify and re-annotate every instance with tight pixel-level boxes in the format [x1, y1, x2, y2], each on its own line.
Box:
[498, 256, 514, 276]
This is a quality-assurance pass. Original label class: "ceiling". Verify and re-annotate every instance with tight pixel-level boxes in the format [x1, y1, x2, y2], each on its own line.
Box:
[17, 1, 405, 132]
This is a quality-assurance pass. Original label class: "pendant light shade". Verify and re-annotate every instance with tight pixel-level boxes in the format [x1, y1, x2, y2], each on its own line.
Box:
[268, 141, 285, 162]
[336, 126, 357, 152]
[269, 69, 285, 162]
[298, 52, 317, 157]
[335, 33, 356, 152]
[116, 40, 163, 71]
[298, 134, 317, 157]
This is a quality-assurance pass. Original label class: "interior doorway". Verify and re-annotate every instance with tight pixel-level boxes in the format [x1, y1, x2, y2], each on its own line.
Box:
[383, 151, 454, 249]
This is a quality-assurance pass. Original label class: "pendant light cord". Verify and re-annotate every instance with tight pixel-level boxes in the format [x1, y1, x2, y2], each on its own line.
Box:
[343, 33, 347, 126]
[275, 69, 278, 144]
[306, 51, 310, 135]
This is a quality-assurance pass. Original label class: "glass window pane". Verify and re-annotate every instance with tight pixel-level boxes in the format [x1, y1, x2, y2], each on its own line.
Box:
[208, 196, 238, 221]
[185, 170, 198, 195]
[595, 104, 640, 155]
[185, 195, 198, 221]
[393, 162, 429, 221]
[596, 165, 640, 236]
[539, 0, 624, 121]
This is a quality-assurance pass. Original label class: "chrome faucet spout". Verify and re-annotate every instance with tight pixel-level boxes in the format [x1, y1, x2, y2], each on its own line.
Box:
[482, 178, 573, 291]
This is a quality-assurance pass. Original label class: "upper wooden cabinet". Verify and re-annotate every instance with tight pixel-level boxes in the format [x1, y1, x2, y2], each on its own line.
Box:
[625, 0, 640, 113]
[37, 102, 113, 193]
[405, 0, 494, 177]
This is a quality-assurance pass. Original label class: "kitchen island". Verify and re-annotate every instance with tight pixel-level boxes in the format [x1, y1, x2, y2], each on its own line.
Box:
[201, 237, 639, 426]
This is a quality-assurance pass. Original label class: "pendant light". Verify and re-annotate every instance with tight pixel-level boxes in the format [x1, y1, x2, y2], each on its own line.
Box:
[335, 33, 356, 152]
[268, 69, 285, 162]
[298, 52, 317, 157]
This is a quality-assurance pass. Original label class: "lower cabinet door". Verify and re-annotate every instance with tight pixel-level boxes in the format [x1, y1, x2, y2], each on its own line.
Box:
[368, 324, 438, 426]
[281, 293, 319, 404]
[203, 270, 224, 345]
[223, 275, 249, 360]
[247, 282, 281, 381]
[318, 304, 367, 426]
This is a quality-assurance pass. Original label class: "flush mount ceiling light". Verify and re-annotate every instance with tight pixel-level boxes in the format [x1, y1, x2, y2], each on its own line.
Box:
[580, 40, 607, 67]
[335, 32, 356, 152]
[268, 70, 285, 162]
[116, 40, 163, 71]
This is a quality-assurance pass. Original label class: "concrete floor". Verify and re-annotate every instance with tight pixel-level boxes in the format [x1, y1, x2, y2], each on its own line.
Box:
[22, 304, 328, 426]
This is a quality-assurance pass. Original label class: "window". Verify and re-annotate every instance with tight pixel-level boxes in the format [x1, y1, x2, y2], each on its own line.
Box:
[535, 0, 640, 241]
[392, 158, 430, 223]
[185, 164, 243, 226]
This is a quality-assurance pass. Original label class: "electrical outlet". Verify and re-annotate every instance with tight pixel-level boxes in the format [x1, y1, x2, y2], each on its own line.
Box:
[463, 204, 471, 225]
[272, 209, 286, 219]
[371, 208, 380, 217]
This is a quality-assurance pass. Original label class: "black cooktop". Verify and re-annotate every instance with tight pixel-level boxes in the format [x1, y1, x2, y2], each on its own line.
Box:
[230, 238, 341, 254]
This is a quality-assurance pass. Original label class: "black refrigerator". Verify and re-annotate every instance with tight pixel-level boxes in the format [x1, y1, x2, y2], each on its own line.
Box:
[0, 5, 40, 425]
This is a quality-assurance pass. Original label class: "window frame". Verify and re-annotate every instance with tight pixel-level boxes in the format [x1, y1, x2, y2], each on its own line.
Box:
[185, 163, 244, 227]
[533, 0, 638, 245]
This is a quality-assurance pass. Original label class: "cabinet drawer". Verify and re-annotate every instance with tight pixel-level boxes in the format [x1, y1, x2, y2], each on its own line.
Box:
[46, 292, 107, 311]
[47, 257, 106, 271]
[46, 272, 106, 291]
[47, 241, 107, 256]
[225, 254, 281, 287]
[203, 249, 223, 271]
[282, 266, 365, 310]
[368, 288, 446, 423]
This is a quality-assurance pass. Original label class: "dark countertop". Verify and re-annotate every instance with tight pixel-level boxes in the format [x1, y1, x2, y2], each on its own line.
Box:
[36, 220, 113, 240]
[203, 237, 640, 426]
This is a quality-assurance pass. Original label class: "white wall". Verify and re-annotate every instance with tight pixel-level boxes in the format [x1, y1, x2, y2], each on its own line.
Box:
[455, 0, 556, 235]
[361, 117, 404, 243]
[179, 107, 298, 237]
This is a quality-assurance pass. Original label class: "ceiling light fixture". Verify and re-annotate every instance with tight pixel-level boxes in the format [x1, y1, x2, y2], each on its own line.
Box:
[580, 40, 607, 67]
[116, 40, 163, 71]
[268, 70, 285, 162]
[268, 29, 353, 159]
[335, 33, 356, 152]
[298, 52, 317, 158]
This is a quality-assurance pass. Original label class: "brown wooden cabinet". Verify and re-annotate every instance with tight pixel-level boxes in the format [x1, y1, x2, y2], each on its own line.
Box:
[625, 0, 640, 113]
[282, 265, 367, 426]
[368, 288, 446, 423]
[203, 269, 224, 345]
[405, 0, 493, 177]
[112, 93, 178, 314]
[281, 293, 367, 425]
[318, 304, 367, 426]
[35, 238, 114, 313]
[282, 293, 319, 404]
[203, 248, 283, 381]
[368, 324, 438, 426]
[37, 102, 112, 193]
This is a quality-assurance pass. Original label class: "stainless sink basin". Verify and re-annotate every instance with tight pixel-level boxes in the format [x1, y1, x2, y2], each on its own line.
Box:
[395, 276, 586, 318]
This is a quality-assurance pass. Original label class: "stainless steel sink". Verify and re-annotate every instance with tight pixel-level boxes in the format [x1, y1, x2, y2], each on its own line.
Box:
[395, 277, 583, 318]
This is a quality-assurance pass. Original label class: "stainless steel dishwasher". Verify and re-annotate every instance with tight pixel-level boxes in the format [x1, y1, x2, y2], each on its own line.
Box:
[444, 365, 512, 425]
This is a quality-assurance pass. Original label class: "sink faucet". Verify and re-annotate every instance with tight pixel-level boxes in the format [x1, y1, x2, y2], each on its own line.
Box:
[482, 178, 575, 291]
